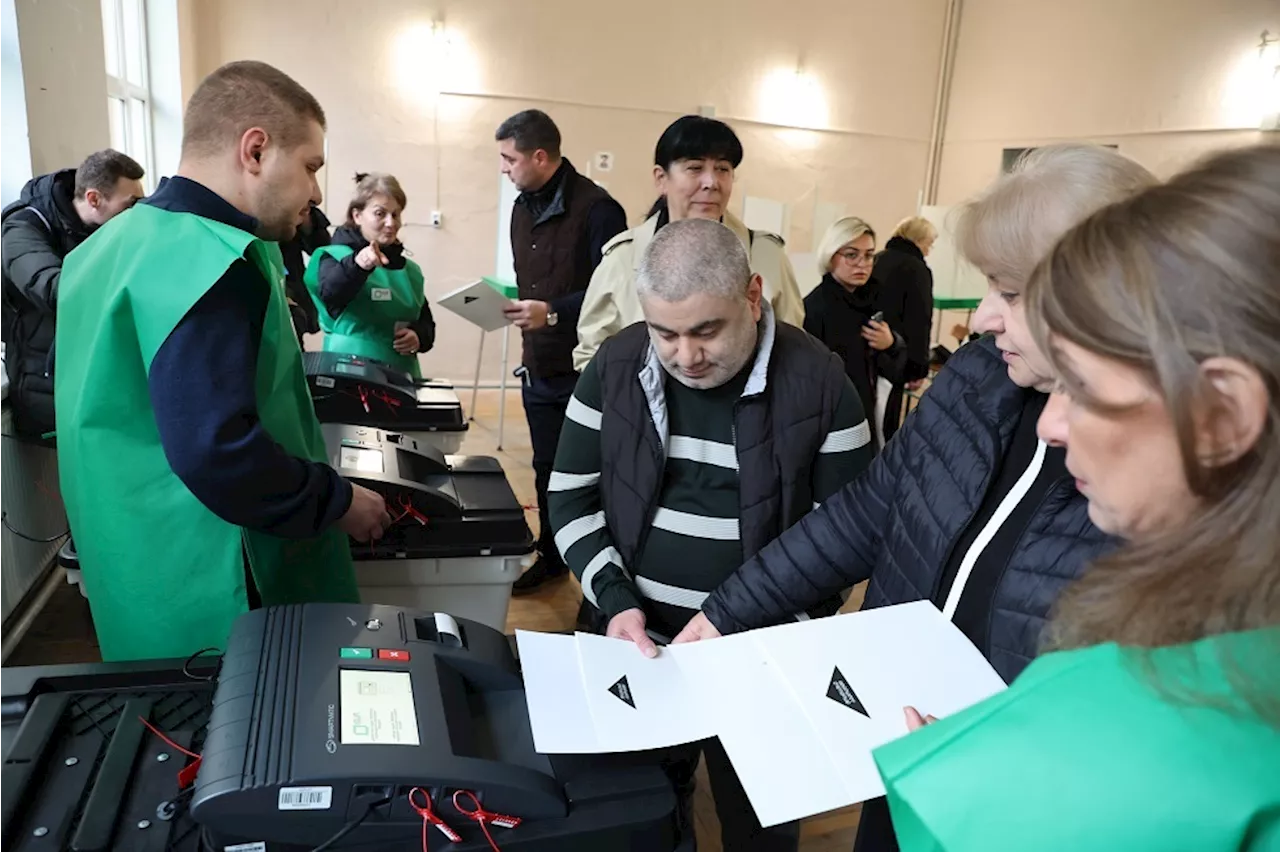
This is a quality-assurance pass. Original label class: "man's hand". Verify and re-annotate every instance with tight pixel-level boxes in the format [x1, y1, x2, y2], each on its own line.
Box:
[904, 706, 939, 732]
[339, 483, 392, 542]
[356, 244, 386, 271]
[861, 320, 895, 351]
[606, 608, 658, 658]
[503, 299, 550, 330]
[393, 328, 420, 354]
[672, 611, 722, 644]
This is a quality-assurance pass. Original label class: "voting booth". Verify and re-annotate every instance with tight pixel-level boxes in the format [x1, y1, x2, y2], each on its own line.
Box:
[323, 424, 534, 631]
[0, 604, 679, 851]
[304, 351, 469, 455]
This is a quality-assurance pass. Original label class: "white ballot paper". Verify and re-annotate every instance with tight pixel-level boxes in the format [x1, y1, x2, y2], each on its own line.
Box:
[437, 279, 513, 332]
[518, 601, 1008, 826]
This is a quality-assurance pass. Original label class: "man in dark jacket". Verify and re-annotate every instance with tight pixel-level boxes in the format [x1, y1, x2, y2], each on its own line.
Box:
[550, 218, 872, 851]
[279, 203, 330, 345]
[496, 109, 627, 592]
[2, 149, 145, 438]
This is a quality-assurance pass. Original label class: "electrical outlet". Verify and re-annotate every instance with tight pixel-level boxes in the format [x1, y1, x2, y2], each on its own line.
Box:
[430, 211, 443, 228]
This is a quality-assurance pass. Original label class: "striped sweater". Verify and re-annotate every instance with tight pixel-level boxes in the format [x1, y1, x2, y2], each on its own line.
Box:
[549, 345, 872, 639]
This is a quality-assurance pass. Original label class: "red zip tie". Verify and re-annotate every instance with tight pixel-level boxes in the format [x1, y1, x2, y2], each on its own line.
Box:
[138, 716, 202, 789]
[138, 716, 199, 758]
[452, 790, 521, 851]
[394, 494, 429, 526]
[358, 385, 371, 414]
[410, 787, 461, 849]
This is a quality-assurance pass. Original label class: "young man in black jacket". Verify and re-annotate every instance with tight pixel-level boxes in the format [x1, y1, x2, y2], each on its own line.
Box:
[550, 219, 873, 852]
[1, 150, 145, 438]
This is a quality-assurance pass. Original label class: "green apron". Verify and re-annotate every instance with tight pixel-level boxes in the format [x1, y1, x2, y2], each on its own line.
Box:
[54, 203, 358, 662]
[303, 245, 426, 378]
[874, 629, 1280, 851]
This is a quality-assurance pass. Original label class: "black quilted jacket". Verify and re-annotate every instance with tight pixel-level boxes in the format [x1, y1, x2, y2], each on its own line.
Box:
[701, 336, 1116, 683]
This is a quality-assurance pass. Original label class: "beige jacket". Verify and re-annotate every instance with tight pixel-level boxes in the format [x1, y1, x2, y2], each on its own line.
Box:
[572, 210, 805, 372]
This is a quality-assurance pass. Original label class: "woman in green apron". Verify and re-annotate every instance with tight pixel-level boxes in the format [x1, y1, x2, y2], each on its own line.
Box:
[873, 144, 1280, 850]
[305, 173, 435, 377]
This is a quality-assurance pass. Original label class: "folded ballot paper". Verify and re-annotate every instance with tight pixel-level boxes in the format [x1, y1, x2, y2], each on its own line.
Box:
[516, 601, 1007, 827]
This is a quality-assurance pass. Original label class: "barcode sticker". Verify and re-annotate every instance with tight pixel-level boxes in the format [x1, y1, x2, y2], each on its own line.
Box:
[278, 786, 333, 810]
[225, 843, 267, 852]
[316, 376, 336, 388]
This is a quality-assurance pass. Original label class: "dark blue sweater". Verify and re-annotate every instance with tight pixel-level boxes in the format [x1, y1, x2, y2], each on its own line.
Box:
[145, 176, 352, 538]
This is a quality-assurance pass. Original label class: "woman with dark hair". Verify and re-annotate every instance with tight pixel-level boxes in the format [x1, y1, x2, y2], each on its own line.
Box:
[573, 115, 804, 370]
[874, 143, 1280, 851]
[304, 172, 435, 377]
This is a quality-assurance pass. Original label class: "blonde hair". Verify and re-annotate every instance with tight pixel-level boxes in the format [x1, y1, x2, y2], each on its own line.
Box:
[891, 216, 937, 246]
[1028, 142, 1280, 720]
[817, 216, 876, 276]
[955, 145, 1157, 285]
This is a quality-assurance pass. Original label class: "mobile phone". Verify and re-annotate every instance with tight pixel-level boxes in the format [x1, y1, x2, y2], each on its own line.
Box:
[868, 311, 885, 325]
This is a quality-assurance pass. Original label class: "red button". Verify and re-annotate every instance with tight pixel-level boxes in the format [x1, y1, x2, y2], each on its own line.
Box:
[378, 649, 410, 661]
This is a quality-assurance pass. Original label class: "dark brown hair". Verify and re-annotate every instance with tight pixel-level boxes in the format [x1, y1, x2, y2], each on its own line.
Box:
[345, 173, 407, 226]
[74, 148, 144, 199]
[1027, 143, 1280, 718]
[182, 61, 326, 158]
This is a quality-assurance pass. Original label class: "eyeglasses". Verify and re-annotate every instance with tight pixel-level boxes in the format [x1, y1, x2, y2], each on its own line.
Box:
[836, 249, 875, 267]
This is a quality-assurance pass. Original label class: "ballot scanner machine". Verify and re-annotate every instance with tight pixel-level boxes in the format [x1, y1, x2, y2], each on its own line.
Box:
[0, 604, 678, 851]
[305, 352, 468, 455]
[324, 424, 533, 630]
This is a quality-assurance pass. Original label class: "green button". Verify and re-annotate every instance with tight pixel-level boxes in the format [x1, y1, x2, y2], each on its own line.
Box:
[340, 647, 373, 659]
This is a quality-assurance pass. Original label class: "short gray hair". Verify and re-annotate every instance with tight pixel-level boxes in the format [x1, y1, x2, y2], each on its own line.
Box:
[636, 218, 751, 302]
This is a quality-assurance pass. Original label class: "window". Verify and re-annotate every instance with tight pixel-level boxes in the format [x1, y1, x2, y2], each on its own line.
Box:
[101, 0, 154, 187]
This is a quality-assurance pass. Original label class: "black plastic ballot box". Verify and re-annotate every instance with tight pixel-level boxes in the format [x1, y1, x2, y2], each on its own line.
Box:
[304, 352, 468, 454]
[1, 604, 678, 851]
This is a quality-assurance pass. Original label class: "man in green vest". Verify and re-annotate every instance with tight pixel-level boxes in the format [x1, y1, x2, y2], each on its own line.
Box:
[55, 61, 391, 662]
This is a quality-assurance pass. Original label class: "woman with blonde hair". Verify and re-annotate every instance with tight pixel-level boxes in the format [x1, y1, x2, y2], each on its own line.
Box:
[875, 142, 1280, 851]
[874, 216, 938, 440]
[803, 215, 904, 439]
[304, 172, 434, 377]
[671, 145, 1157, 851]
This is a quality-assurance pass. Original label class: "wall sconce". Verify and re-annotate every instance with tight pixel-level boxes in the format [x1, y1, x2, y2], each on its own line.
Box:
[758, 65, 830, 131]
[391, 19, 479, 104]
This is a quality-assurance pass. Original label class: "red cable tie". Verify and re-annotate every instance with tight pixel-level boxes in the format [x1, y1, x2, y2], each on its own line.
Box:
[358, 385, 371, 414]
[397, 495, 429, 526]
[410, 787, 462, 846]
[138, 716, 200, 758]
[452, 790, 520, 851]
[138, 715, 203, 789]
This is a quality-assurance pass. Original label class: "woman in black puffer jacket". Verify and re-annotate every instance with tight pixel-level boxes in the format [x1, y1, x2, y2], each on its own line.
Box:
[873, 217, 937, 441]
[672, 145, 1158, 852]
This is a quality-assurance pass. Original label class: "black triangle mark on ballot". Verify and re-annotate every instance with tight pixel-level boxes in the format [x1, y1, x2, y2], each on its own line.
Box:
[826, 666, 869, 717]
[608, 675, 636, 709]
[464, 295, 479, 304]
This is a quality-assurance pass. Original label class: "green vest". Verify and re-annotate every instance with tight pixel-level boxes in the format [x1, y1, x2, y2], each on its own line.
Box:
[303, 245, 426, 378]
[874, 629, 1280, 851]
[54, 203, 358, 662]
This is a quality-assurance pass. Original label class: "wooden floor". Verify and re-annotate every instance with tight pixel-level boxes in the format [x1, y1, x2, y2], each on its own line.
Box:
[4, 389, 861, 851]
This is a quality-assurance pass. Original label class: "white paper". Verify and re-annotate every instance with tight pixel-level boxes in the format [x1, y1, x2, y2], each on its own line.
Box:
[437, 279, 513, 332]
[517, 602, 1007, 825]
[742, 195, 787, 237]
[515, 630, 600, 753]
[670, 632, 852, 828]
[575, 632, 715, 752]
